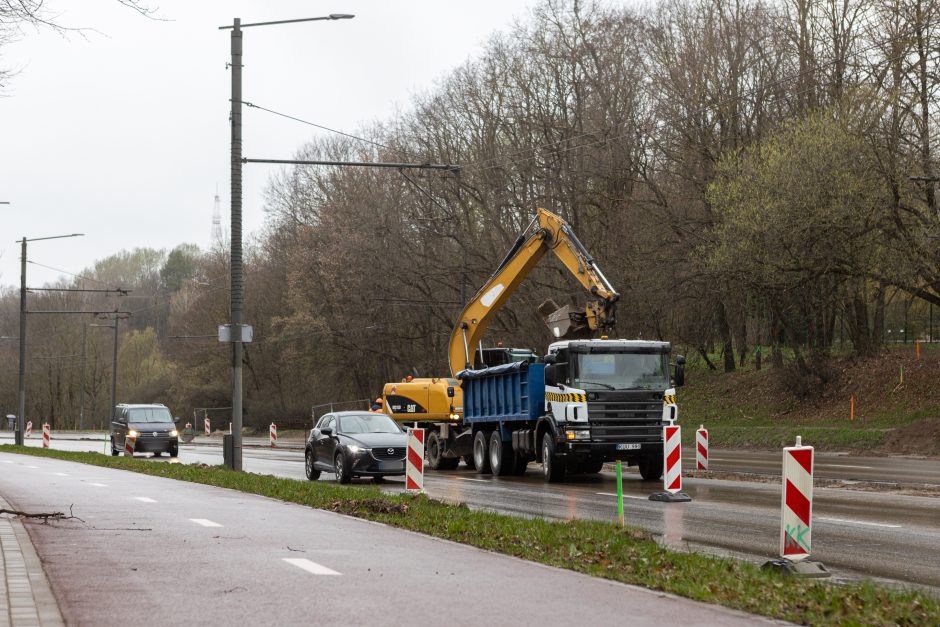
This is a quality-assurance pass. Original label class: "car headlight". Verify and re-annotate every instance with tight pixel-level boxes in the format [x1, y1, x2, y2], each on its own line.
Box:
[127, 429, 139, 438]
[565, 429, 590, 441]
[346, 445, 368, 454]
[169, 429, 179, 437]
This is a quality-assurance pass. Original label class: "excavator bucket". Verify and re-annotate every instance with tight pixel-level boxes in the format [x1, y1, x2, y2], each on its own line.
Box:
[538, 299, 592, 339]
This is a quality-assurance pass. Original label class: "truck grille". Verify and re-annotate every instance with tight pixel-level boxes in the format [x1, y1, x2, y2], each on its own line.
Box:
[371, 447, 406, 461]
[586, 392, 664, 443]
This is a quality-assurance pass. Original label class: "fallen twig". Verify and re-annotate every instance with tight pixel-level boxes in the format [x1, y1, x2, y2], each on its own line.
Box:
[0, 504, 84, 524]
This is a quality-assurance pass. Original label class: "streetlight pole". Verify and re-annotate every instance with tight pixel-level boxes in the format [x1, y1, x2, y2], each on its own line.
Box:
[16, 232, 83, 445]
[220, 12, 354, 471]
[80, 323, 87, 430]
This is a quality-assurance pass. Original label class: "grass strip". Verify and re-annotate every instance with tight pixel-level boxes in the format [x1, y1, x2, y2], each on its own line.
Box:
[4, 445, 937, 625]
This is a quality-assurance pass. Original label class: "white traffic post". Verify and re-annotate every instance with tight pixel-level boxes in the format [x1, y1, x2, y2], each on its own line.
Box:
[762, 436, 829, 577]
[649, 423, 691, 502]
[696, 425, 708, 470]
[25, 421, 32, 438]
[42, 423, 50, 449]
[204, 417, 211, 437]
[269, 423, 277, 447]
[125, 433, 136, 456]
[405, 428, 425, 492]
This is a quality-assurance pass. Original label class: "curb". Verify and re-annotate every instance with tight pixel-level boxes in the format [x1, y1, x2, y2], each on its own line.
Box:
[0, 494, 64, 626]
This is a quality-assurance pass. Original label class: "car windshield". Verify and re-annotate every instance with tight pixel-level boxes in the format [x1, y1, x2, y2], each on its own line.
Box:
[574, 352, 670, 391]
[127, 407, 173, 423]
[339, 413, 402, 434]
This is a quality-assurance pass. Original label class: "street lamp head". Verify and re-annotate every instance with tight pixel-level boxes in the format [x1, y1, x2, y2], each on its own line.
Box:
[329, 14, 355, 19]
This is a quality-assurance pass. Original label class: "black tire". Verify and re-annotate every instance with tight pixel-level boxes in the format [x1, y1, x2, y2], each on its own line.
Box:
[472, 430, 491, 474]
[581, 460, 604, 474]
[373, 475, 385, 484]
[489, 430, 514, 476]
[152, 451, 161, 458]
[541, 432, 566, 483]
[169, 446, 179, 458]
[639, 455, 663, 481]
[511, 452, 529, 475]
[110, 437, 119, 457]
[305, 449, 320, 481]
[462, 455, 476, 470]
[426, 432, 460, 471]
[334, 451, 352, 484]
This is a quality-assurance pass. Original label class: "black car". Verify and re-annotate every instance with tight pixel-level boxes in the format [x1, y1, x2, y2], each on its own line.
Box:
[110, 403, 179, 458]
[306, 411, 407, 484]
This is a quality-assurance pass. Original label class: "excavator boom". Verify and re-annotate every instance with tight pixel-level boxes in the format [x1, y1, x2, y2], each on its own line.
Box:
[448, 208, 619, 377]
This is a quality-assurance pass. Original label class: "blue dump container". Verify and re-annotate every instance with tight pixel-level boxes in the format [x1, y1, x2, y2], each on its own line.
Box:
[458, 362, 545, 425]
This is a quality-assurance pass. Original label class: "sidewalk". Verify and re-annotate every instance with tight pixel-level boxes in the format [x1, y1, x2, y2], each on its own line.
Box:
[0, 495, 63, 627]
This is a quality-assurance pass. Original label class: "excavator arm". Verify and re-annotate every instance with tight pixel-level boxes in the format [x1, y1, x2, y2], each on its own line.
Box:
[448, 208, 619, 377]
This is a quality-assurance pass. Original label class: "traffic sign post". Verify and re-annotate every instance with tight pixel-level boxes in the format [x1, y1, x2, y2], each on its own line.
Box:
[696, 425, 708, 470]
[762, 436, 829, 577]
[649, 423, 691, 502]
[405, 428, 425, 492]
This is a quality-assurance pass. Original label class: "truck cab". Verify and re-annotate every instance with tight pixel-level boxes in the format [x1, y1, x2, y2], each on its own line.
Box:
[540, 339, 684, 480]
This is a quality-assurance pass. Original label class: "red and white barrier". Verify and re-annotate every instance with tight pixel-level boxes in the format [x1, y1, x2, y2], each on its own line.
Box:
[405, 428, 425, 492]
[204, 417, 211, 437]
[663, 424, 682, 492]
[125, 433, 136, 456]
[780, 436, 814, 560]
[696, 425, 708, 470]
[269, 423, 277, 447]
[42, 423, 50, 449]
[25, 421, 32, 438]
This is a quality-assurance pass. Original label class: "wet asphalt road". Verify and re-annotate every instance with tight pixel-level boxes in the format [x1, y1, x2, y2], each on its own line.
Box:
[6, 435, 940, 591]
[0, 451, 771, 626]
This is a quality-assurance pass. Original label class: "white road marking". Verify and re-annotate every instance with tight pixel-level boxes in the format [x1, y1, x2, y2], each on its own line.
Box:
[596, 492, 647, 500]
[89, 483, 108, 487]
[1, 460, 13, 464]
[52, 472, 68, 476]
[134, 497, 157, 503]
[455, 477, 490, 483]
[24, 465, 38, 469]
[282, 558, 341, 576]
[819, 464, 874, 469]
[190, 518, 222, 528]
[818, 516, 901, 529]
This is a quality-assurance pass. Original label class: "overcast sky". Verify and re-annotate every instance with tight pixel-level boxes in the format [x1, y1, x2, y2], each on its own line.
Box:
[0, 0, 540, 289]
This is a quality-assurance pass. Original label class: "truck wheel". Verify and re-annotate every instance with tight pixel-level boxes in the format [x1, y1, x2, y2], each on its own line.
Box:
[541, 432, 566, 483]
[489, 431, 513, 476]
[582, 460, 604, 474]
[639, 456, 663, 481]
[427, 432, 459, 471]
[511, 452, 529, 475]
[472, 430, 491, 474]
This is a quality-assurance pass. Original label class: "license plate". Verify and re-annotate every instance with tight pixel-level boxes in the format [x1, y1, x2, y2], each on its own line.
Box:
[616, 443, 641, 451]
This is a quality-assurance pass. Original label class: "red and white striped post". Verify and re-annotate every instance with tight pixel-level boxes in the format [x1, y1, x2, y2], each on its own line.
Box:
[763, 436, 829, 577]
[269, 423, 277, 447]
[204, 417, 211, 437]
[649, 423, 691, 502]
[125, 433, 136, 456]
[42, 423, 50, 449]
[25, 421, 32, 438]
[696, 425, 708, 471]
[405, 428, 425, 492]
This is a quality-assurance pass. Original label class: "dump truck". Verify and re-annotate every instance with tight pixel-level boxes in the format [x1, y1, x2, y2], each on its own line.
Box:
[382, 207, 684, 480]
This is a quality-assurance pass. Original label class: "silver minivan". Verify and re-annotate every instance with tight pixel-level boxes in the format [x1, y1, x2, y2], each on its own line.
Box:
[110, 403, 179, 457]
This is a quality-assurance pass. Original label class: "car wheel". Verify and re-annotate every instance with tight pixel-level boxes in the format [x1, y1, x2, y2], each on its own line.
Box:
[373, 475, 385, 484]
[110, 437, 119, 457]
[639, 455, 663, 481]
[334, 452, 352, 484]
[489, 430, 512, 476]
[305, 449, 320, 481]
[541, 432, 566, 483]
[169, 446, 179, 458]
[152, 451, 161, 458]
[472, 430, 491, 474]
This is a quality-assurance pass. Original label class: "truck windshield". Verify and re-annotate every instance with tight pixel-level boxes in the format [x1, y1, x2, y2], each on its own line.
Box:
[574, 353, 670, 391]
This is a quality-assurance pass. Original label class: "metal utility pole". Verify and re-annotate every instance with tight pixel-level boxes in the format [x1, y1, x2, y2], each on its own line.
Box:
[17, 238, 26, 445]
[220, 12, 354, 471]
[111, 318, 119, 418]
[80, 323, 87, 430]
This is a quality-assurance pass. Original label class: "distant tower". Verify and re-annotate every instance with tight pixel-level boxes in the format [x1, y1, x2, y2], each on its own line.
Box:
[211, 185, 223, 249]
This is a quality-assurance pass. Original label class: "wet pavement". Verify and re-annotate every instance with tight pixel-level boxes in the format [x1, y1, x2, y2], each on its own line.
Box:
[5, 433, 939, 592]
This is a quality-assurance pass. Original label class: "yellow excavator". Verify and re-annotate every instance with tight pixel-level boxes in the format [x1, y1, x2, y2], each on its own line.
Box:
[383, 207, 620, 469]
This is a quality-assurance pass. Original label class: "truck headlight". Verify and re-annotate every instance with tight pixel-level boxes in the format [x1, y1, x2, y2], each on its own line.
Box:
[449, 413, 459, 421]
[565, 429, 590, 441]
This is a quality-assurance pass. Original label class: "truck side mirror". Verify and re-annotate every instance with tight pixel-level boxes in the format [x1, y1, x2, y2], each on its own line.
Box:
[674, 355, 686, 387]
[447, 386, 455, 398]
[543, 353, 557, 365]
[544, 364, 558, 386]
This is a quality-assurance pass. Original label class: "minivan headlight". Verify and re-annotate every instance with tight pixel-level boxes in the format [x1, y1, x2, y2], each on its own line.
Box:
[169, 429, 179, 437]
[127, 429, 139, 438]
